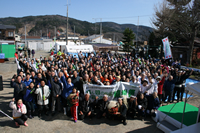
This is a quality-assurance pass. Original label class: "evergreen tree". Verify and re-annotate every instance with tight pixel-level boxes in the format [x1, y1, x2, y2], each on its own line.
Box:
[122, 28, 135, 52]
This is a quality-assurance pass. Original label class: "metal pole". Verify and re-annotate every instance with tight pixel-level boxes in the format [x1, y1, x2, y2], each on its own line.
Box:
[25, 25, 26, 47]
[47, 29, 48, 39]
[54, 26, 56, 40]
[136, 16, 139, 48]
[100, 18, 102, 43]
[181, 90, 188, 128]
[74, 25, 75, 42]
[66, 0, 68, 45]
[40, 30, 42, 37]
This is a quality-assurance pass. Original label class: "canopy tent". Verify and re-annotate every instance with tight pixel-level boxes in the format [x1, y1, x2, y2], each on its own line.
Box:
[54, 42, 75, 53]
[65, 45, 94, 53]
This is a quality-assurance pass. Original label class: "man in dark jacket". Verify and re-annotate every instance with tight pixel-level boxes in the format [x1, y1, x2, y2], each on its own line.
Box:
[172, 70, 193, 102]
[95, 95, 109, 119]
[79, 93, 94, 120]
[46, 72, 62, 115]
[127, 95, 137, 119]
[137, 93, 148, 121]
[72, 71, 81, 94]
[163, 74, 177, 103]
[11, 75, 26, 101]
[116, 98, 127, 125]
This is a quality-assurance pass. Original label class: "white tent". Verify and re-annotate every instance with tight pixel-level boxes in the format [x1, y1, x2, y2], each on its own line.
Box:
[65, 45, 94, 53]
[55, 42, 75, 52]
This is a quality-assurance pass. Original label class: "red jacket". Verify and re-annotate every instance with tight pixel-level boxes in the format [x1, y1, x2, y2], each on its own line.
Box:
[158, 76, 165, 94]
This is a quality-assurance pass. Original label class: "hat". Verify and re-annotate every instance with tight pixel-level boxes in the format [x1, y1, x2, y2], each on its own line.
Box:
[116, 76, 121, 79]
[130, 95, 136, 98]
[103, 94, 108, 98]
[178, 70, 183, 73]
[118, 97, 123, 100]
[156, 76, 161, 79]
[142, 79, 148, 84]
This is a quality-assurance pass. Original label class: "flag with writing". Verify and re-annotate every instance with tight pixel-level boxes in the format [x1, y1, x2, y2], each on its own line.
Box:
[162, 37, 172, 59]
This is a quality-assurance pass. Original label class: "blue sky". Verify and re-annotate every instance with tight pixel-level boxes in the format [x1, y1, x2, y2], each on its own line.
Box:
[0, 0, 162, 27]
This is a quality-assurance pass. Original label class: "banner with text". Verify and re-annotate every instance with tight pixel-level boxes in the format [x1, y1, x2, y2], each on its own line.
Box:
[162, 37, 172, 59]
[83, 82, 140, 100]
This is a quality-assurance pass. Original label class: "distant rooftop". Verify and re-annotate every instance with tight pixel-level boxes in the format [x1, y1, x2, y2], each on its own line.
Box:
[82, 34, 102, 40]
[0, 24, 16, 29]
[21, 36, 41, 39]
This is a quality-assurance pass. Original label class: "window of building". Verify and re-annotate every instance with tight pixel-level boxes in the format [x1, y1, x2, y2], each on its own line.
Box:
[0, 31, 2, 34]
[8, 32, 14, 37]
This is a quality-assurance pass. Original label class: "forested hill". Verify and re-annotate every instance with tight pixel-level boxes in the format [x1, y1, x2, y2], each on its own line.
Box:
[0, 15, 153, 41]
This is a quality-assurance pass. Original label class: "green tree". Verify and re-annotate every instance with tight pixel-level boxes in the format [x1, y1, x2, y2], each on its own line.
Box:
[122, 28, 135, 52]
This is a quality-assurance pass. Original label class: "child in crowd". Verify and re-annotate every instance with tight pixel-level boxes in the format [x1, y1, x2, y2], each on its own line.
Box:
[68, 87, 79, 123]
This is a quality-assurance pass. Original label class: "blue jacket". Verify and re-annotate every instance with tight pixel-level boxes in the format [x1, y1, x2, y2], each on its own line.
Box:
[23, 88, 34, 102]
[60, 76, 74, 99]
[147, 95, 160, 110]
[163, 76, 177, 92]
[23, 79, 32, 87]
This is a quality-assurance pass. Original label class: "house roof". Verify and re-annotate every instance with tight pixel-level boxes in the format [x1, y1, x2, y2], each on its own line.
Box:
[0, 24, 16, 29]
[92, 43, 119, 48]
[82, 34, 102, 40]
[21, 36, 41, 39]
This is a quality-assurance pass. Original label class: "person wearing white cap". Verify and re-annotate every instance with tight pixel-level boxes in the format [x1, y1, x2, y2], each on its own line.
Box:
[127, 95, 137, 119]
[95, 94, 109, 119]
[139, 79, 153, 94]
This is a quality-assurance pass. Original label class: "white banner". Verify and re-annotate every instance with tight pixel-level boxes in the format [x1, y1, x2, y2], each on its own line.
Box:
[83, 82, 140, 100]
[162, 37, 172, 59]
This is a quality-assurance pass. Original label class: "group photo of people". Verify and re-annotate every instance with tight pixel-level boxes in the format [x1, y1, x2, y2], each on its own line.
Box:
[10, 50, 193, 127]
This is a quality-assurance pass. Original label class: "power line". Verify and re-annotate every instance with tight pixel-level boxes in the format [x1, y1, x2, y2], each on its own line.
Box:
[93, 15, 152, 20]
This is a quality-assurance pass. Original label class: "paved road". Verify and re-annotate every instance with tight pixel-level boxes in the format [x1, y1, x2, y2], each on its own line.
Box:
[0, 51, 163, 133]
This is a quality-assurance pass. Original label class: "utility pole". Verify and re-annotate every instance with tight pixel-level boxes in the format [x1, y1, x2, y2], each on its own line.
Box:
[113, 33, 115, 44]
[100, 18, 102, 43]
[92, 18, 97, 38]
[66, 0, 69, 45]
[54, 26, 56, 40]
[25, 25, 26, 47]
[47, 29, 48, 39]
[136, 16, 139, 49]
[40, 30, 42, 37]
[74, 25, 75, 42]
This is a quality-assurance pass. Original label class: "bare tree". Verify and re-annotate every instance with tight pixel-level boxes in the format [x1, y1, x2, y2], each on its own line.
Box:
[152, 0, 200, 64]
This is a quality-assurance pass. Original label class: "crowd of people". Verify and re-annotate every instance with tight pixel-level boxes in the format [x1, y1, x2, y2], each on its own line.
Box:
[10, 50, 193, 127]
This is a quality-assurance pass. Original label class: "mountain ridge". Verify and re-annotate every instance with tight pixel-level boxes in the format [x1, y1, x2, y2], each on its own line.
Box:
[0, 15, 153, 41]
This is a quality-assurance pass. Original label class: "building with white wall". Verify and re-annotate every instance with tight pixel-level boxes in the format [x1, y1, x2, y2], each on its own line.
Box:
[82, 34, 112, 44]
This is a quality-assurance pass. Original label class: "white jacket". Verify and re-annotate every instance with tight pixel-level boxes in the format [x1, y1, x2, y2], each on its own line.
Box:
[35, 85, 50, 105]
[9, 101, 27, 118]
[146, 83, 158, 95]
